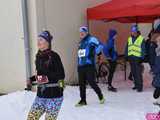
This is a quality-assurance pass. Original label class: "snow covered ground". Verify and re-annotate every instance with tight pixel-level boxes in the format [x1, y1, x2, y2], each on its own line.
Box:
[0, 65, 159, 120]
[0, 81, 159, 120]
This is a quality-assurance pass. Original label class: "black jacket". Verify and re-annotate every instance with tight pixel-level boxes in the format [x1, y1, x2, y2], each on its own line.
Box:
[36, 49, 65, 98]
[148, 42, 158, 69]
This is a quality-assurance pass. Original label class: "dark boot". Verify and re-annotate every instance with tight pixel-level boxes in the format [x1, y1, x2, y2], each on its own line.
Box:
[128, 72, 134, 81]
[137, 89, 143, 92]
[132, 86, 137, 90]
[108, 85, 117, 92]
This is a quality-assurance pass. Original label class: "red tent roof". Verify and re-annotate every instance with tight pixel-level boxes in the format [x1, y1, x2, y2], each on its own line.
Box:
[87, 0, 160, 23]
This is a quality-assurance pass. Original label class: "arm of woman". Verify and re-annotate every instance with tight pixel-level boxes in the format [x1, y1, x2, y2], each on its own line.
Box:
[47, 52, 65, 81]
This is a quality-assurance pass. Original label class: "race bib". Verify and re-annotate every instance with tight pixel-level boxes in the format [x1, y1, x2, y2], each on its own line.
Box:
[78, 49, 86, 58]
[36, 75, 49, 84]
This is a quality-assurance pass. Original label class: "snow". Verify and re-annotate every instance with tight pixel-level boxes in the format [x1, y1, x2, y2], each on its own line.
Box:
[0, 81, 159, 120]
[0, 65, 159, 120]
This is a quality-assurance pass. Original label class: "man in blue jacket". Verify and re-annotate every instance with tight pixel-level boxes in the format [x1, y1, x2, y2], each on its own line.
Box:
[125, 25, 146, 92]
[103, 29, 118, 92]
[76, 26, 105, 107]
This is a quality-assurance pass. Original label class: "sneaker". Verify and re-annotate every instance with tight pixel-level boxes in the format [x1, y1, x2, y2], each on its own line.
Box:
[153, 102, 160, 107]
[75, 100, 87, 107]
[137, 89, 143, 92]
[153, 98, 160, 106]
[100, 97, 105, 104]
[108, 86, 117, 92]
[128, 75, 133, 81]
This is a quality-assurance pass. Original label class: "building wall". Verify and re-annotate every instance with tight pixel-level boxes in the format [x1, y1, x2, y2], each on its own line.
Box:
[0, 0, 26, 93]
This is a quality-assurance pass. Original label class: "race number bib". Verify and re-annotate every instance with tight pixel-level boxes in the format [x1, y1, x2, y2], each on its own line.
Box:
[36, 75, 49, 84]
[78, 49, 86, 58]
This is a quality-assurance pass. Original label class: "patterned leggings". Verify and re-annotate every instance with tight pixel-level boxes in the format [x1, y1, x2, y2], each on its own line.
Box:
[27, 97, 63, 120]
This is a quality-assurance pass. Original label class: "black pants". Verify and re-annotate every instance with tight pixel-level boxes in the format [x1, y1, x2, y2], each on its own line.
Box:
[78, 67, 103, 101]
[154, 88, 160, 99]
[108, 60, 117, 86]
[129, 60, 143, 90]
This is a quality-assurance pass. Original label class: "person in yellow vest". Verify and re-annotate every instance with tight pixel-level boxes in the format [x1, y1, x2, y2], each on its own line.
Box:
[125, 25, 146, 92]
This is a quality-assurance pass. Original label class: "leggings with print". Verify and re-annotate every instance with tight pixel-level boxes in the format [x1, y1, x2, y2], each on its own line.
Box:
[27, 96, 63, 120]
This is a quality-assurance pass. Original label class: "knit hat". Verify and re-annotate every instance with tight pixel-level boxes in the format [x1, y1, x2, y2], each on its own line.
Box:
[38, 31, 53, 43]
[79, 26, 88, 33]
[131, 25, 139, 32]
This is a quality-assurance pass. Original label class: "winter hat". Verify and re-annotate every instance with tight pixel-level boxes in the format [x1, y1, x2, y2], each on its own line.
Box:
[131, 25, 139, 32]
[38, 31, 53, 43]
[79, 26, 88, 33]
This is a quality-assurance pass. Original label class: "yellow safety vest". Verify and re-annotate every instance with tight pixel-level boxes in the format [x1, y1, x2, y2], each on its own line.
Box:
[128, 35, 144, 57]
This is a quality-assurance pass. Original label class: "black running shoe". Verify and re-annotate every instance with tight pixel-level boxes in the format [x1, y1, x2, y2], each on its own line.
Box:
[132, 86, 137, 90]
[75, 100, 87, 107]
[108, 86, 117, 92]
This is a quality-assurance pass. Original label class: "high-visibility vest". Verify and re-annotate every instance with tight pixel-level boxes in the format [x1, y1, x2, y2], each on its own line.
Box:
[128, 35, 144, 57]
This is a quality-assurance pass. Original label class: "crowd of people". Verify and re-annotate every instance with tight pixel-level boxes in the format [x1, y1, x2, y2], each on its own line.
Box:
[26, 24, 160, 120]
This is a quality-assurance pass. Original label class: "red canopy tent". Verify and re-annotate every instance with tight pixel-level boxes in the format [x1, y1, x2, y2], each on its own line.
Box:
[87, 0, 160, 23]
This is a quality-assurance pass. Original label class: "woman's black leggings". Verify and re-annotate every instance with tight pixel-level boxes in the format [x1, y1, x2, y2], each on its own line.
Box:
[153, 88, 160, 99]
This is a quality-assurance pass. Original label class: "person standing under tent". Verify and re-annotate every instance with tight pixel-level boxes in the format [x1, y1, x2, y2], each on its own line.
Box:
[125, 25, 146, 92]
[151, 33, 160, 106]
[103, 29, 118, 92]
[27, 31, 65, 120]
[76, 26, 105, 107]
[128, 30, 143, 81]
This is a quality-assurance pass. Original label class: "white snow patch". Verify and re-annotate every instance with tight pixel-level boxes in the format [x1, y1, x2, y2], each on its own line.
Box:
[0, 80, 159, 120]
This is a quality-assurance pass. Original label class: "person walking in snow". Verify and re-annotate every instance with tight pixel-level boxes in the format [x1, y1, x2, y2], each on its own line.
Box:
[103, 29, 118, 92]
[27, 31, 65, 120]
[76, 26, 105, 107]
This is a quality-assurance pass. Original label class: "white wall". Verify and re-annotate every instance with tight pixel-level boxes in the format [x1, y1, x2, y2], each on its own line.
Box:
[0, 0, 26, 93]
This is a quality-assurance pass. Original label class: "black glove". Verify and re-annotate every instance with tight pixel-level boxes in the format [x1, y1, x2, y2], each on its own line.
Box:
[25, 79, 32, 91]
[30, 76, 36, 82]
